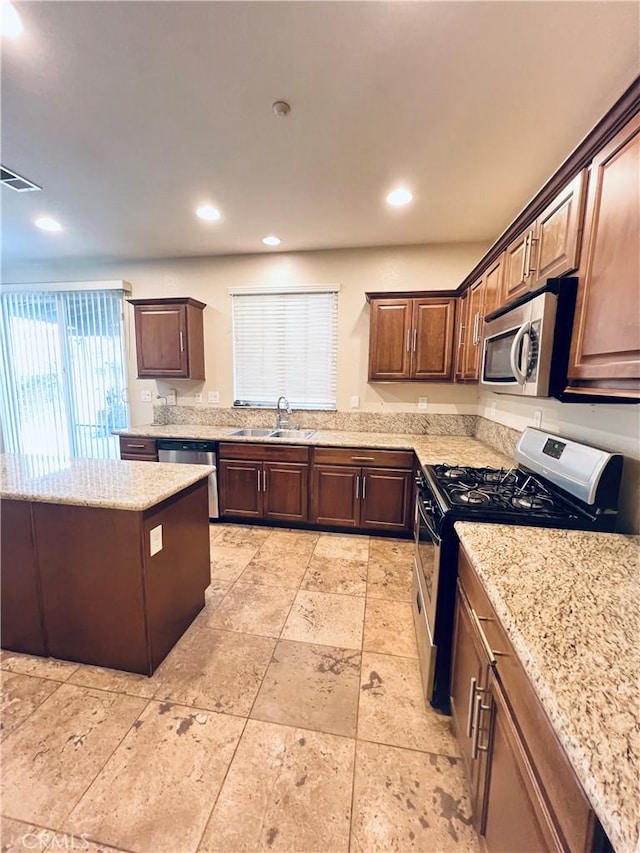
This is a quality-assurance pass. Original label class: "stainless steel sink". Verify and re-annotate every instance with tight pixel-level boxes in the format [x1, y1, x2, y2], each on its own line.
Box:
[229, 428, 275, 437]
[270, 429, 316, 439]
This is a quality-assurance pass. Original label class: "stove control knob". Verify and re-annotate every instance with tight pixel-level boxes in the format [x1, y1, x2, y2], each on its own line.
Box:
[422, 500, 434, 513]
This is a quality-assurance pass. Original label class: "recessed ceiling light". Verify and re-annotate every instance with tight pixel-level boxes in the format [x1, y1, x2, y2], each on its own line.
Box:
[262, 236, 281, 247]
[196, 204, 221, 221]
[1, 2, 23, 39]
[386, 187, 413, 207]
[35, 216, 63, 232]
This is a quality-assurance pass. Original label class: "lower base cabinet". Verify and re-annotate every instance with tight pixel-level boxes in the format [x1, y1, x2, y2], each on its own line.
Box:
[451, 546, 606, 853]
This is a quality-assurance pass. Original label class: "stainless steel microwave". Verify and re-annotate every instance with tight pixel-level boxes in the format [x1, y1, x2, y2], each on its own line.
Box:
[480, 278, 578, 398]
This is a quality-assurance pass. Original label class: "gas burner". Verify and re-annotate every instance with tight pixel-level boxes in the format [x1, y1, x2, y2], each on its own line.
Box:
[512, 494, 554, 511]
[442, 467, 468, 479]
[482, 469, 517, 486]
[452, 489, 491, 505]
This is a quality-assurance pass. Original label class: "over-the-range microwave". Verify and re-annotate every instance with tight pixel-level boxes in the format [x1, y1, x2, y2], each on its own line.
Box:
[480, 277, 578, 398]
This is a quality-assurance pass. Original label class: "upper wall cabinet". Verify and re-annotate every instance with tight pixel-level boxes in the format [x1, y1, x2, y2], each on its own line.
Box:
[501, 171, 587, 304]
[567, 113, 640, 399]
[460, 257, 503, 381]
[129, 298, 206, 379]
[366, 293, 456, 382]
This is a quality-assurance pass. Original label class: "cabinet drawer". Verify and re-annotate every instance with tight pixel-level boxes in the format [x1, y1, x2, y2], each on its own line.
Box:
[219, 442, 309, 463]
[313, 446, 414, 469]
[457, 547, 593, 852]
[119, 437, 158, 459]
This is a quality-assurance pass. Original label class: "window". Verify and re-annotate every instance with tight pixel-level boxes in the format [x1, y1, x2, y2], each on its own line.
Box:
[231, 285, 338, 409]
[0, 284, 130, 459]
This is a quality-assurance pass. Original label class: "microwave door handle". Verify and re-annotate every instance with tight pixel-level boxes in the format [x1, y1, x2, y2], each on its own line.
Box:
[509, 323, 530, 385]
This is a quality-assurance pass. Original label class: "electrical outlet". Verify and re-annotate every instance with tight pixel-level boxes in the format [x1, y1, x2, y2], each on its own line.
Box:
[208, 391, 220, 403]
[166, 389, 177, 406]
[141, 390, 152, 402]
[195, 392, 203, 404]
[418, 397, 428, 410]
[533, 409, 543, 428]
[350, 395, 360, 408]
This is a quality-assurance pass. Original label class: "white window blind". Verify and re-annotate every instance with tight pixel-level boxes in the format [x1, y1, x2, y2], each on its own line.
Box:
[0, 288, 129, 459]
[231, 288, 338, 409]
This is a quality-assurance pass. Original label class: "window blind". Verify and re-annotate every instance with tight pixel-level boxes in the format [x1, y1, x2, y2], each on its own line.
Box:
[232, 289, 338, 409]
[0, 288, 129, 459]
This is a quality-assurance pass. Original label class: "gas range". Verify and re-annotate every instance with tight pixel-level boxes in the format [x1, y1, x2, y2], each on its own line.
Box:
[412, 428, 623, 712]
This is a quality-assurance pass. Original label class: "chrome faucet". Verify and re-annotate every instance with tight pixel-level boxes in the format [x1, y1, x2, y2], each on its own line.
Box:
[275, 395, 292, 429]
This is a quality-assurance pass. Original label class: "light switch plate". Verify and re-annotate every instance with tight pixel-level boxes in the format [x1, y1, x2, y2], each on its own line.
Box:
[418, 397, 428, 410]
[166, 390, 177, 406]
[533, 410, 543, 428]
[208, 391, 220, 403]
[195, 392, 203, 404]
[149, 524, 163, 556]
[141, 390, 152, 402]
[350, 395, 360, 408]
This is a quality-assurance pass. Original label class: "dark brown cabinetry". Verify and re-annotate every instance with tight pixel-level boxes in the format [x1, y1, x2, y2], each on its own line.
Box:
[119, 435, 158, 461]
[218, 443, 309, 523]
[366, 293, 456, 381]
[501, 172, 587, 305]
[451, 545, 600, 852]
[460, 257, 503, 381]
[129, 297, 206, 380]
[567, 113, 640, 399]
[310, 447, 414, 533]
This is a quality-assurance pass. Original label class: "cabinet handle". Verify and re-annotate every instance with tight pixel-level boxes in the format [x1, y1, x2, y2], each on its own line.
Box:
[528, 236, 538, 274]
[355, 475, 360, 500]
[126, 443, 146, 448]
[458, 323, 465, 348]
[473, 313, 480, 346]
[262, 470, 267, 492]
[412, 329, 417, 352]
[179, 331, 185, 352]
[471, 608, 507, 664]
[466, 677, 477, 737]
[521, 234, 529, 283]
[257, 470, 261, 492]
[471, 693, 491, 759]
[405, 329, 411, 352]
[362, 474, 366, 500]
[351, 456, 375, 461]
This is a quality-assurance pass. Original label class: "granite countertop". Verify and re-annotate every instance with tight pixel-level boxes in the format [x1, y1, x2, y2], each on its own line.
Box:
[0, 454, 214, 511]
[115, 424, 513, 469]
[454, 521, 640, 853]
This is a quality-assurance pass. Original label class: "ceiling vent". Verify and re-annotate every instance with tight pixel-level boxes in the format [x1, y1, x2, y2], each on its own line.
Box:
[1, 166, 42, 192]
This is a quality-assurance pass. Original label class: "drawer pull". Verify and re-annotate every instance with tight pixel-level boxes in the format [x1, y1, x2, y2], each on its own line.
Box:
[466, 677, 477, 737]
[351, 456, 375, 461]
[471, 693, 491, 759]
[471, 608, 497, 665]
[126, 443, 146, 449]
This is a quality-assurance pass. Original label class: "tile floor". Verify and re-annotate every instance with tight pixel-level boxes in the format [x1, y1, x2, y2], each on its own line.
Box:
[0, 524, 479, 853]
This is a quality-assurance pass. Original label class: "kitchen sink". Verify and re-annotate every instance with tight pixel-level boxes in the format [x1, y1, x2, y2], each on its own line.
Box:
[270, 429, 317, 439]
[229, 428, 275, 437]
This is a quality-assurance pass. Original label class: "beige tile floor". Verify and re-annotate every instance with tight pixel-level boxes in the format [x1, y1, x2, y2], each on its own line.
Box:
[0, 524, 479, 853]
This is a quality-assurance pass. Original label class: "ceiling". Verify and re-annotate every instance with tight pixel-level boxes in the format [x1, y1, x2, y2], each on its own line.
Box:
[2, 1, 639, 265]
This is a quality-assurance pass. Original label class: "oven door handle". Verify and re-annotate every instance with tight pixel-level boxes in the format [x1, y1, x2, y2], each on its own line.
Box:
[416, 496, 442, 545]
[509, 322, 530, 385]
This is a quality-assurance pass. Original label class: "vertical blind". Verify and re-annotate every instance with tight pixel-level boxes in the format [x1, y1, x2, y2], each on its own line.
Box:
[0, 288, 129, 459]
[232, 288, 338, 409]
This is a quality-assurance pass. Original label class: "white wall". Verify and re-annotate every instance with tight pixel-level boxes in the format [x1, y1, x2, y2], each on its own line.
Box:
[3, 243, 486, 425]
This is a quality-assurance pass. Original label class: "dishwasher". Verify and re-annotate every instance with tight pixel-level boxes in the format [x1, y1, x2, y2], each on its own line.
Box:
[157, 439, 219, 519]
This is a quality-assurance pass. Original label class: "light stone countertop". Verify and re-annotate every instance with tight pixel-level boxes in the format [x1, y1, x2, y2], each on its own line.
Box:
[454, 521, 640, 853]
[0, 454, 214, 511]
[115, 424, 513, 470]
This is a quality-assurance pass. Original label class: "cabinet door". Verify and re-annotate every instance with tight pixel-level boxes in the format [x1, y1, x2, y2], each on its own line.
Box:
[368, 299, 412, 380]
[134, 304, 189, 378]
[454, 294, 467, 381]
[310, 465, 360, 527]
[482, 257, 503, 318]
[450, 581, 490, 823]
[462, 277, 484, 380]
[482, 670, 563, 852]
[263, 462, 309, 523]
[218, 459, 263, 518]
[502, 230, 532, 303]
[359, 467, 412, 532]
[568, 113, 640, 393]
[532, 170, 587, 285]
[411, 298, 456, 380]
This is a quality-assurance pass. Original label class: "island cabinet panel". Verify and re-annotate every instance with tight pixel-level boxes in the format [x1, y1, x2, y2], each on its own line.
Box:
[453, 546, 599, 853]
[142, 481, 210, 671]
[34, 503, 150, 674]
[568, 112, 640, 397]
[0, 500, 47, 656]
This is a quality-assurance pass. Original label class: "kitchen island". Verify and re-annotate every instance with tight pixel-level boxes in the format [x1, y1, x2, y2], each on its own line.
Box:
[455, 521, 640, 853]
[0, 454, 213, 675]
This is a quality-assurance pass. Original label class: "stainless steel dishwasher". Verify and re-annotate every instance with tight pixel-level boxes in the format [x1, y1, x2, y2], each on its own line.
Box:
[157, 439, 219, 518]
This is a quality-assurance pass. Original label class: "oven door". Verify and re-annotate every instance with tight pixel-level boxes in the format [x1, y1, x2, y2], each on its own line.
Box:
[414, 495, 442, 639]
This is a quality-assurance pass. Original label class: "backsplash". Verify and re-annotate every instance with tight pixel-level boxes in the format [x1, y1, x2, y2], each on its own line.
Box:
[473, 417, 521, 458]
[153, 405, 477, 436]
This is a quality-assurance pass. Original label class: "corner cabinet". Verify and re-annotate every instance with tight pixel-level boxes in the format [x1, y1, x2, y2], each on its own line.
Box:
[129, 298, 206, 380]
[451, 545, 606, 853]
[567, 113, 640, 399]
[366, 293, 456, 381]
